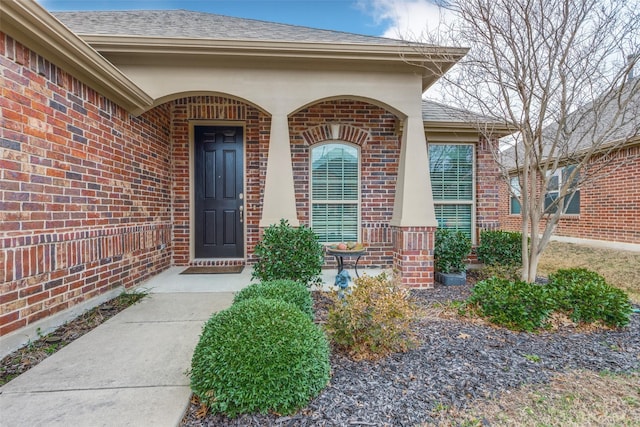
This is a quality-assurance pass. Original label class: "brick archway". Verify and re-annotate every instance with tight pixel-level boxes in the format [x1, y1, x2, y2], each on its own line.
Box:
[301, 123, 370, 147]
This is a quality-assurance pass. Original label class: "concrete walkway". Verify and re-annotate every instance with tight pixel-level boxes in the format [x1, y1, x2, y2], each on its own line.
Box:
[0, 267, 247, 427]
[0, 266, 377, 426]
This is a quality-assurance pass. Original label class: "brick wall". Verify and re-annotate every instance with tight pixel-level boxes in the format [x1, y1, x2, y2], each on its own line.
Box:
[290, 100, 400, 268]
[475, 137, 501, 235]
[498, 145, 640, 244]
[0, 34, 172, 336]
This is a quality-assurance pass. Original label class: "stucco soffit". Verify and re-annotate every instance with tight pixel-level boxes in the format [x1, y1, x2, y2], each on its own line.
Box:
[1, 0, 153, 115]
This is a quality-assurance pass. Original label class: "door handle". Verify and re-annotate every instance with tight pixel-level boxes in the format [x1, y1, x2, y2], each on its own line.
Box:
[239, 205, 244, 223]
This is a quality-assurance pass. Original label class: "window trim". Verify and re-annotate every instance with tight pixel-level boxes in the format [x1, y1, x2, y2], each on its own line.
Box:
[509, 175, 522, 215]
[309, 141, 361, 243]
[428, 143, 476, 244]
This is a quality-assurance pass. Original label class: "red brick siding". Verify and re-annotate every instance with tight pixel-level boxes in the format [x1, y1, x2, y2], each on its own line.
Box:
[0, 33, 172, 336]
[289, 100, 400, 268]
[498, 146, 640, 244]
[475, 137, 501, 234]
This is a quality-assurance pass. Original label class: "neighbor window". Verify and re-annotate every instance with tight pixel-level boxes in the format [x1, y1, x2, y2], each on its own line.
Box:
[428, 144, 474, 240]
[544, 165, 580, 215]
[310, 143, 359, 242]
[510, 176, 521, 214]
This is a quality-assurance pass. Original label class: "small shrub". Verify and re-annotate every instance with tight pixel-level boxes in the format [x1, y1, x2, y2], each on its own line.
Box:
[434, 228, 472, 273]
[190, 298, 330, 418]
[325, 273, 418, 360]
[468, 277, 555, 331]
[476, 263, 522, 282]
[251, 219, 324, 286]
[477, 230, 524, 266]
[548, 268, 633, 328]
[233, 279, 314, 320]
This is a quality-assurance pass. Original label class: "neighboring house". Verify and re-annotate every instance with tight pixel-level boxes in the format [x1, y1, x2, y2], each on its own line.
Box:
[499, 80, 640, 246]
[0, 1, 506, 344]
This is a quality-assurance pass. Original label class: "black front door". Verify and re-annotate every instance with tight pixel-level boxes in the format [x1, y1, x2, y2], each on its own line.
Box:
[194, 126, 244, 258]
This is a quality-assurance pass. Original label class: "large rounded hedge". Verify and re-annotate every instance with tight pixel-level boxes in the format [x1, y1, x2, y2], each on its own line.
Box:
[190, 297, 330, 417]
[233, 279, 314, 320]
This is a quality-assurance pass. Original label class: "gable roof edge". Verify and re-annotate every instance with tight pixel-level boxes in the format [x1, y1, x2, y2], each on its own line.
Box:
[1, 0, 153, 115]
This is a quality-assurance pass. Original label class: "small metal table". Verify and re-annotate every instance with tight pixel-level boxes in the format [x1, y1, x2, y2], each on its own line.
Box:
[326, 247, 366, 278]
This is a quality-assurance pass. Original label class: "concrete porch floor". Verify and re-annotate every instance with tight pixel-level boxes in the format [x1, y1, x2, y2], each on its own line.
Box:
[144, 265, 386, 293]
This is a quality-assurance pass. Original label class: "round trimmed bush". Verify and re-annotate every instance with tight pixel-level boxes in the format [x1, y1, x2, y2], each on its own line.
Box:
[233, 279, 314, 320]
[190, 297, 330, 417]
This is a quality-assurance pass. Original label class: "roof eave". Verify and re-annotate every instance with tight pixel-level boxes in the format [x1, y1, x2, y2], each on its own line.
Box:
[80, 34, 466, 59]
[506, 135, 640, 173]
[1, 0, 153, 115]
[425, 120, 516, 138]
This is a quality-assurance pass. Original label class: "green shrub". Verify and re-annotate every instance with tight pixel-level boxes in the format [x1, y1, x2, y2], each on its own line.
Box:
[476, 263, 522, 282]
[190, 298, 330, 417]
[477, 230, 524, 266]
[468, 277, 556, 331]
[251, 219, 324, 286]
[434, 228, 472, 273]
[548, 268, 633, 327]
[325, 273, 418, 360]
[233, 279, 314, 320]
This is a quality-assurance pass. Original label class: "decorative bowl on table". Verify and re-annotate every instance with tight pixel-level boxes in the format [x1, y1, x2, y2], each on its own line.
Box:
[326, 242, 365, 252]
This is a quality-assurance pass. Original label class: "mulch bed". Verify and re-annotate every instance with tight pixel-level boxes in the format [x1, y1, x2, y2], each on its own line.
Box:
[180, 281, 640, 426]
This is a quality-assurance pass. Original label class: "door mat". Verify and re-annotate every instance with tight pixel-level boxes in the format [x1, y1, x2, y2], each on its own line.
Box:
[180, 265, 244, 275]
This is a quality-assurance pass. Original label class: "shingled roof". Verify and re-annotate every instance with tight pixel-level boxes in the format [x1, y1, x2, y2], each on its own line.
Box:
[53, 10, 410, 46]
[501, 79, 640, 170]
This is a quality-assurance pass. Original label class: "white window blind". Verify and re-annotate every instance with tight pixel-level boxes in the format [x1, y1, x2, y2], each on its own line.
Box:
[311, 144, 359, 242]
[429, 144, 474, 239]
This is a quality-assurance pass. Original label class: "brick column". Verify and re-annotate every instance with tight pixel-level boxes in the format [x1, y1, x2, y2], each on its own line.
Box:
[392, 225, 436, 288]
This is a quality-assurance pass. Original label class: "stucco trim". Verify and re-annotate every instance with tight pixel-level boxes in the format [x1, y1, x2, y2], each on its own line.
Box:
[78, 35, 467, 93]
[1, 0, 153, 114]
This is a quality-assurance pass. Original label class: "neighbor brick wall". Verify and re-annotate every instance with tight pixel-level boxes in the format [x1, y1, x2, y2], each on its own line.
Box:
[289, 100, 401, 268]
[498, 145, 640, 244]
[0, 33, 172, 336]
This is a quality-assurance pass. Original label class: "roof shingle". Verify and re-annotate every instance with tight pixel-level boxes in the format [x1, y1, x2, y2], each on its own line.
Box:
[53, 10, 410, 46]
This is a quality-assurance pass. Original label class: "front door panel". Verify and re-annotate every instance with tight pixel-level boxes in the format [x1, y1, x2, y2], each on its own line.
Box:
[194, 126, 244, 258]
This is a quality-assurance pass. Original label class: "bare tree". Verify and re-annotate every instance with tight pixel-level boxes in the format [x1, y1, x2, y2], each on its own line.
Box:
[412, 0, 640, 281]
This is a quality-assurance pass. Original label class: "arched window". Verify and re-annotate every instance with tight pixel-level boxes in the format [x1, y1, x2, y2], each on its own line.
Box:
[310, 143, 360, 243]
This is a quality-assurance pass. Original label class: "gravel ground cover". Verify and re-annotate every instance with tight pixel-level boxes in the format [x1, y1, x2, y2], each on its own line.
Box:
[181, 282, 640, 426]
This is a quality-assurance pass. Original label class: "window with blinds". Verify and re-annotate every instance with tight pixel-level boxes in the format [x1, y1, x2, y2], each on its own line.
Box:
[311, 143, 359, 242]
[428, 144, 475, 239]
